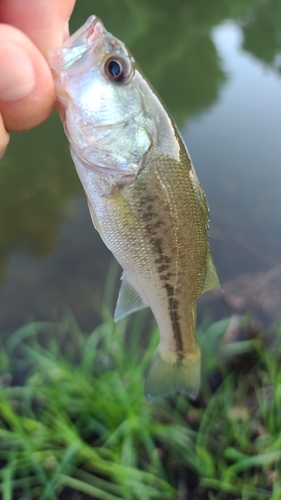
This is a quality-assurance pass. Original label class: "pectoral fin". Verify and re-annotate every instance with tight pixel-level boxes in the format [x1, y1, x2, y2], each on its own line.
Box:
[201, 254, 220, 293]
[87, 198, 104, 238]
[114, 275, 147, 322]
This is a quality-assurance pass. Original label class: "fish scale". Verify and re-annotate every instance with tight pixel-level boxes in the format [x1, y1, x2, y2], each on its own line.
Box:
[49, 15, 220, 400]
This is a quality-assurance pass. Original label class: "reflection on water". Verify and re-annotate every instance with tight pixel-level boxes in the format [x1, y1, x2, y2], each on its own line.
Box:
[241, 0, 281, 73]
[0, 0, 281, 331]
[185, 22, 281, 276]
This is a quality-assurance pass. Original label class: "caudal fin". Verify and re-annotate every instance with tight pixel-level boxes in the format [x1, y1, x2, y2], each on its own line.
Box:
[144, 347, 201, 402]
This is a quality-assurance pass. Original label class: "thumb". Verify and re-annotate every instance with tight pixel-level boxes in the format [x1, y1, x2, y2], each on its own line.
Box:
[0, 24, 55, 132]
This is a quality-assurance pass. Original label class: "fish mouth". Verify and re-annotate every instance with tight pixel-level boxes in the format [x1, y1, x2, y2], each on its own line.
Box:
[48, 15, 105, 119]
[62, 15, 104, 50]
[48, 15, 105, 74]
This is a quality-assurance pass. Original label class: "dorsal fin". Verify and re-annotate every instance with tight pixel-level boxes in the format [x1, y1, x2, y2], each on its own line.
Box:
[114, 275, 147, 321]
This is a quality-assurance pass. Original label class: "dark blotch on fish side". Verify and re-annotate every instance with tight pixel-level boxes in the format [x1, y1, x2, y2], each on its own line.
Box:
[144, 195, 155, 203]
[152, 220, 162, 229]
[145, 223, 162, 237]
[158, 264, 169, 273]
[142, 212, 155, 221]
[155, 255, 172, 264]
[159, 273, 174, 281]
[165, 290, 184, 355]
[164, 283, 174, 297]
[135, 180, 184, 359]
[151, 237, 163, 254]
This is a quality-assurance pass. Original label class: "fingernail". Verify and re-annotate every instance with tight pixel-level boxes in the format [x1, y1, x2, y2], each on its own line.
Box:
[0, 42, 36, 101]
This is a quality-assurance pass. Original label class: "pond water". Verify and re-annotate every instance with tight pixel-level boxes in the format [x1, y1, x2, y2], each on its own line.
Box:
[0, 0, 281, 332]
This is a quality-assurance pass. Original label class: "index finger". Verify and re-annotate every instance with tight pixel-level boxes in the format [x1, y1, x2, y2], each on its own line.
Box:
[0, 0, 76, 56]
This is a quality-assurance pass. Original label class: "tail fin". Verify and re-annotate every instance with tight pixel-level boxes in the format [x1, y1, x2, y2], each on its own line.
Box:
[144, 347, 201, 402]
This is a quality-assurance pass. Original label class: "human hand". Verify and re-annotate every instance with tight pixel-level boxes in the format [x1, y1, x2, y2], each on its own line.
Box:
[0, 0, 76, 159]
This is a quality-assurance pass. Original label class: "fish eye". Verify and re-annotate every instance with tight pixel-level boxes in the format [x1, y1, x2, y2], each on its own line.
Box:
[103, 56, 131, 83]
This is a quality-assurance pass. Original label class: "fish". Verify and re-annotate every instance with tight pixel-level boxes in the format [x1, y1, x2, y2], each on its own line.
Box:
[48, 16, 220, 401]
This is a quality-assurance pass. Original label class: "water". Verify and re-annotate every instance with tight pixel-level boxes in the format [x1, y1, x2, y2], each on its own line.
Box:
[1, 0, 281, 332]
[186, 21, 281, 276]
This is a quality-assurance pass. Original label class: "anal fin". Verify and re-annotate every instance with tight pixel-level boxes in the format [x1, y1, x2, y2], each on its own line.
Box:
[114, 275, 147, 322]
[201, 254, 220, 293]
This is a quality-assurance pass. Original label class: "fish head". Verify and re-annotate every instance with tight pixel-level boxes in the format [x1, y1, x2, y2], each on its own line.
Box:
[49, 16, 154, 182]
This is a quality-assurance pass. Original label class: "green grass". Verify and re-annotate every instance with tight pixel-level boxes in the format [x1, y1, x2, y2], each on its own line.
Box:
[1, 303, 281, 499]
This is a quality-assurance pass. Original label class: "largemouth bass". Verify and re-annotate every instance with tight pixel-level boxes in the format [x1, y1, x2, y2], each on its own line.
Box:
[49, 16, 220, 401]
